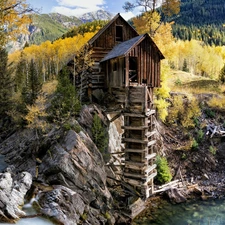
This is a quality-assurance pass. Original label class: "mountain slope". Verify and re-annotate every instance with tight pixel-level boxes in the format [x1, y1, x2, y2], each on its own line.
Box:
[7, 10, 113, 53]
[172, 0, 225, 45]
[29, 13, 82, 45]
[175, 0, 225, 25]
[78, 10, 113, 23]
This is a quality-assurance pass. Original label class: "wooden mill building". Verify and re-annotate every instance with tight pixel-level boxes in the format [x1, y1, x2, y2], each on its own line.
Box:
[76, 13, 165, 198]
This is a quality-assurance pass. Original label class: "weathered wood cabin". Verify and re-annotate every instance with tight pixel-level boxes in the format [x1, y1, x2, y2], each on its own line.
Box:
[86, 13, 164, 94]
[77, 13, 165, 199]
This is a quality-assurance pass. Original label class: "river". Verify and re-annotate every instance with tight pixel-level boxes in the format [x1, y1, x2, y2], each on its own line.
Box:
[0, 155, 54, 225]
[133, 198, 225, 225]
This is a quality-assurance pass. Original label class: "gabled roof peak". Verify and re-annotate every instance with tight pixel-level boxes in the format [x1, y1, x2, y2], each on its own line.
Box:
[88, 13, 138, 45]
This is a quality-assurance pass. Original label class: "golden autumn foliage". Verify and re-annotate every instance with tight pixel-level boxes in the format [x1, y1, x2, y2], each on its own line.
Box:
[166, 95, 201, 128]
[154, 63, 171, 122]
[133, 11, 161, 36]
[162, 0, 180, 17]
[207, 96, 225, 109]
[24, 95, 48, 131]
[170, 39, 224, 79]
[9, 32, 96, 79]
[0, 0, 32, 46]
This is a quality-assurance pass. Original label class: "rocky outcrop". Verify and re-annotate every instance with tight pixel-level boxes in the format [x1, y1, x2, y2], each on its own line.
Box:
[0, 105, 116, 224]
[37, 129, 113, 224]
[165, 188, 187, 204]
[38, 185, 85, 225]
[0, 170, 32, 222]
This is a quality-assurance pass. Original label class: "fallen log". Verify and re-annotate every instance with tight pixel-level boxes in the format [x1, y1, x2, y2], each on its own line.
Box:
[206, 124, 225, 138]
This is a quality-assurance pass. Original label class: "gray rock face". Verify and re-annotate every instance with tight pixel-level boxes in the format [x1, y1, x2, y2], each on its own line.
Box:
[38, 129, 112, 224]
[0, 105, 115, 224]
[0, 170, 32, 222]
[38, 185, 85, 225]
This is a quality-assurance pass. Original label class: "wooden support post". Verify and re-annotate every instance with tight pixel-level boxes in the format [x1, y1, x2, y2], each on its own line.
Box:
[122, 86, 157, 199]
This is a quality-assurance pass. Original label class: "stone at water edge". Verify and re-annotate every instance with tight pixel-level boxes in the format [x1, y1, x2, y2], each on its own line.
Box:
[0, 169, 32, 222]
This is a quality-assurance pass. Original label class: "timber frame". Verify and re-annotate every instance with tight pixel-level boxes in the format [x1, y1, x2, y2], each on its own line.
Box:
[74, 13, 165, 198]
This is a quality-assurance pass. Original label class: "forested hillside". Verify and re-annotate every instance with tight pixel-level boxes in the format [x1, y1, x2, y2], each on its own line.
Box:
[29, 13, 81, 45]
[172, 0, 225, 45]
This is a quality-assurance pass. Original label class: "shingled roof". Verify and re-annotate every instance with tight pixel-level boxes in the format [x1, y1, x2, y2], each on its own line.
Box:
[100, 33, 165, 62]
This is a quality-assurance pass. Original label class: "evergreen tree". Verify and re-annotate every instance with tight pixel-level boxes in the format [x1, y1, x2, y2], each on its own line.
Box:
[219, 64, 225, 83]
[0, 48, 14, 125]
[182, 59, 189, 72]
[49, 66, 81, 122]
[22, 59, 42, 105]
[15, 53, 27, 92]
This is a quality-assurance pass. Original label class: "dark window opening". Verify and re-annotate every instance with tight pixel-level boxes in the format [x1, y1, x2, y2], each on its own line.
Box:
[116, 25, 123, 42]
[113, 61, 117, 71]
[129, 57, 138, 82]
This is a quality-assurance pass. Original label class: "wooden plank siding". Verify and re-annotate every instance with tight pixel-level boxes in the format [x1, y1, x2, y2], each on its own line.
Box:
[89, 16, 138, 49]
[104, 36, 163, 89]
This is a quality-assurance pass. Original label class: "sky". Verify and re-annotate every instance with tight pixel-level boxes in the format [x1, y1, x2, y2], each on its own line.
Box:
[26, 0, 140, 20]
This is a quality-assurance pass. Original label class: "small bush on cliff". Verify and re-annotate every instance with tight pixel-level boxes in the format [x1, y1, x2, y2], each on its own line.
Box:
[155, 156, 172, 184]
[92, 113, 108, 155]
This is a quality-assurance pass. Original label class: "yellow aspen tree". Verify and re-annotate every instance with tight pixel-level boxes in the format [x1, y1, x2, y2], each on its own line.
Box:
[0, 0, 33, 47]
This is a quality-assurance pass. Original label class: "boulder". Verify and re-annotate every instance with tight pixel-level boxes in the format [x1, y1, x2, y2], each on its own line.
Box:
[166, 188, 187, 204]
[38, 185, 85, 225]
[0, 170, 32, 222]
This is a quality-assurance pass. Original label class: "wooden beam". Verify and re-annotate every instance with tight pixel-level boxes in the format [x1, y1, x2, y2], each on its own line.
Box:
[122, 138, 148, 144]
[109, 112, 122, 122]
[125, 148, 146, 153]
[147, 140, 156, 147]
[145, 153, 156, 160]
[144, 172, 157, 184]
[124, 172, 145, 179]
[145, 130, 156, 138]
[123, 178, 142, 186]
[123, 113, 145, 118]
[125, 161, 147, 167]
[125, 162, 146, 170]
[145, 164, 157, 174]
[122, 125, 148, 130]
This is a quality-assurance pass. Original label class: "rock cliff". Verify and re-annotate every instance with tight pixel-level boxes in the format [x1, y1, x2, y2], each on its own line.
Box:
[0, 104, 120, 224]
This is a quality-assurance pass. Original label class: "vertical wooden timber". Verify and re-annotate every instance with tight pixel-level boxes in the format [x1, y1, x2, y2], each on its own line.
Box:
[122, 85, 157, 199]
[125, 56, 129, 87]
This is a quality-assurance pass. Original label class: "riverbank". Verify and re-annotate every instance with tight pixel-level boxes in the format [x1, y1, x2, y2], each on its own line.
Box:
[133, 196, 225, 225]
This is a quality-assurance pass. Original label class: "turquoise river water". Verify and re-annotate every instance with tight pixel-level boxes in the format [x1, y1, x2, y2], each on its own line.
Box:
[133, 198, 225, 225]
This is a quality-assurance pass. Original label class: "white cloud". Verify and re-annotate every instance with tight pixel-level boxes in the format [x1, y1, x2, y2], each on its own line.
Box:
[53, 0, 106, 16]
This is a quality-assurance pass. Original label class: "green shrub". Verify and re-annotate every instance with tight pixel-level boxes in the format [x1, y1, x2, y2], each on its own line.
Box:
[209, 146, 217, 155]
[196, 129, 204, 143]
[92, 113, 108, 154]
[175, 78, 182, 86]
[204, 108, 215, 118]
[155, 156, 172, 184]
[191, 138, 199, 150]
